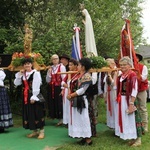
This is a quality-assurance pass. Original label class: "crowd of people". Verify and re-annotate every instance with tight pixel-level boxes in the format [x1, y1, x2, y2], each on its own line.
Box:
[0, 53, 149, 147]
[98, 54, 148, 147]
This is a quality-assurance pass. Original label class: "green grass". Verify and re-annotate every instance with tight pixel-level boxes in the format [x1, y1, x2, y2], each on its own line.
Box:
[57, 99, 150, 150]
[12, 99, 150, 150]
[13, 114, 22, 127]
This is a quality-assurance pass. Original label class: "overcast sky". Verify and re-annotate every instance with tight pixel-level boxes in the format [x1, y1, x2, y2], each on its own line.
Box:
[141, 0, 150, 44]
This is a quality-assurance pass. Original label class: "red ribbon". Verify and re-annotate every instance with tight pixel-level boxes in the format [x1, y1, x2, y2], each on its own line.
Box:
[107, 86, 112, 116]
[23, 80, 29, 104]
[117, 82, 123, 133]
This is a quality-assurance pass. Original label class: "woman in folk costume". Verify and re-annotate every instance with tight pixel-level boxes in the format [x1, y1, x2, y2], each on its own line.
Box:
[85, 72, 98, 137]
[0, 69, 13, 133]
[104, 58, 118, 129]
[14, 58, 45, 139]
[46, 54, 66, 126]
[115, 56, 143, 147]
[61, 59, 78, 125]
[82, 8, 98, 57]
[67, 58, 92, 145]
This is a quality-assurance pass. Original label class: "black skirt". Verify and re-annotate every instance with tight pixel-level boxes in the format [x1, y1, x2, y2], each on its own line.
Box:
[22, 94, 45, 130]
[0, 87, 13, 129]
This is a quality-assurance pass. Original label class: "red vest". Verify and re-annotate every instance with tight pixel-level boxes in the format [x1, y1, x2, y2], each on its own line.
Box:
[50, 65, 62, 86]
[137, 63, 148, 92]
[117, 70, 137, 106]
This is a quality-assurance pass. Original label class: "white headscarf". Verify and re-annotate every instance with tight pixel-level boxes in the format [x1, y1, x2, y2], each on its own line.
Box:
[82, 9, 98, 57]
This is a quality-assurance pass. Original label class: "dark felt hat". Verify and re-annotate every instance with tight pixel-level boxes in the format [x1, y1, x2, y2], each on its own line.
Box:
[59, 54, 70, 60]
[136, 53, 143, 61]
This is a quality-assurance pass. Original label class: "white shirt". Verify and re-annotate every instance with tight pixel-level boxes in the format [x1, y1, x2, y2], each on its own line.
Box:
[91, 72, 97, 85]
[14, 69, 42, 101]
[0, 69, 6, 86]
[141, 65, 148, 81]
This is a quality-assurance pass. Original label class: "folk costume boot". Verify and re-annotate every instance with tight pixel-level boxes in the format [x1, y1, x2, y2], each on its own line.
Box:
[128, 139, 135, 146]
[144, 123, 148, 132]
[131, 137, 141, 147]
[37, 129, 44, 139]
[27, 130, 39, 138]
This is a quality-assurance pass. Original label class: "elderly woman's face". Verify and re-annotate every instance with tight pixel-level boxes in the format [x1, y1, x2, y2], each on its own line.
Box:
[52, 57, 59, 65]
[119, 61, 131, 73]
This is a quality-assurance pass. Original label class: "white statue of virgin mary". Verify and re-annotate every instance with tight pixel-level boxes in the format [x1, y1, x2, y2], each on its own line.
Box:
[82, 9, 98, 57]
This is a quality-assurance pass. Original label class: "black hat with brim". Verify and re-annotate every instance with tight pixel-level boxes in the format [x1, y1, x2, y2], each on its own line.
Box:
[136, 53, 143, 61]
[59, 54, 70, 60]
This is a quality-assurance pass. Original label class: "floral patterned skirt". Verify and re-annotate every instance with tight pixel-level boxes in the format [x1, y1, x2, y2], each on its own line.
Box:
[134, 99, 145, 137]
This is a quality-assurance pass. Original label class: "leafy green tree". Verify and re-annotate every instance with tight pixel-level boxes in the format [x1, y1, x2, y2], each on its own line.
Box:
[1, 0, 145, 64]
[0, 0, 25, 53]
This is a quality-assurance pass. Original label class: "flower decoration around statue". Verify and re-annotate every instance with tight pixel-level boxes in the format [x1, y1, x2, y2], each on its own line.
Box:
[3, 24, 47, 71]
[12, 52, 44, 67]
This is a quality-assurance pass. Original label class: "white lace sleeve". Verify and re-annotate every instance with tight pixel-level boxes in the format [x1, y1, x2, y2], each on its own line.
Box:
[141, 65, 148, 81]
[14, 72, 23, 86]
[0, 70, 6, 86]
[131, 79, 138, 98]
[92, 72, 97, 85]
[0, 70, 6, 80]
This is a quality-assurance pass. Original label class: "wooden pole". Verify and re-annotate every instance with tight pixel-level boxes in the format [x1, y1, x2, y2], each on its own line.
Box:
[57, 67, 121, 74]
[57, 67, 137, 74]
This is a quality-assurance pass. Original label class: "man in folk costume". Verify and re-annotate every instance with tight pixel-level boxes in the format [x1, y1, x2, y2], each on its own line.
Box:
[46, 54, 66, 126]
[136, 53, 148, 132]
[117, 19, 144, 147]
[60, 54, 70, 71]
